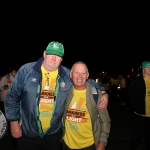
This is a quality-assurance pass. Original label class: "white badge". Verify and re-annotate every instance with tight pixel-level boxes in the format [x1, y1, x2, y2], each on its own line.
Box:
[0, 110, 7, 139]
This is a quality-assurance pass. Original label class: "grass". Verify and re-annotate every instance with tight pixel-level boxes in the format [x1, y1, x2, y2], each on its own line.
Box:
[0, 104, 145, 150]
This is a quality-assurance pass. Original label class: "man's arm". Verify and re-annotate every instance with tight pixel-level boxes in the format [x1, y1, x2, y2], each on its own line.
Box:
[4, 69, 22, 122]
[98, 92, 109, 109]
[96, 141, 107, 150]
[10, 121, 22, 138]
[97, 90, 111, 149]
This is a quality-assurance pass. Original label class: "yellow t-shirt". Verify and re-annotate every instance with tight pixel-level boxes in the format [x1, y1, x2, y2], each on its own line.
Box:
[63, 89, 94, 149]
[144, 77, 150, 116]
[136, 78, 150, 117]
[39, 65, 58, 132]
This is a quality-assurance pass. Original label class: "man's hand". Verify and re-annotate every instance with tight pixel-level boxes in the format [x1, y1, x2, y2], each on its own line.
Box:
[98, 93, 109, 109]
[10, 121, 22, 138]
[96, 141, 106, 150]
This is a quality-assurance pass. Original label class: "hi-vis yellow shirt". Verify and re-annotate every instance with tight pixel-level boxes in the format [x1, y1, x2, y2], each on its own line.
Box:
[63, 89, 94, 149]
[39, 65, 58, 132]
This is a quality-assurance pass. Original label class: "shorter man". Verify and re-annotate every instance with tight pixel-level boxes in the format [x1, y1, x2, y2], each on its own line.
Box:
[62, 61, 111, 150]
[128, 61, 150, 150]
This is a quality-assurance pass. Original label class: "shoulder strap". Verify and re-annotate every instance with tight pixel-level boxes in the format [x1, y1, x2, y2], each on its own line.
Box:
[91, 86, 103, 122]
[91, 86, 98, 103]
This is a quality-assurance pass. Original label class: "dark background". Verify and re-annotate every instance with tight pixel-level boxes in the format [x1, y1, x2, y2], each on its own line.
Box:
[0, 2, 149, 77]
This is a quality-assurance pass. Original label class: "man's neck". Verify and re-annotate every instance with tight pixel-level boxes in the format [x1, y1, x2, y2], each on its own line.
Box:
[42, 62, 56, 73]
[143, 73, 150, 79]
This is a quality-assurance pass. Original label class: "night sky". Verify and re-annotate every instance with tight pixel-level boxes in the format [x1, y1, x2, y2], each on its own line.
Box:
[0, 3, 149, 77]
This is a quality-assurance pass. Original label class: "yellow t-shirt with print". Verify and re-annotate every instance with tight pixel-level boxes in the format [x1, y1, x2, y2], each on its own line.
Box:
[39, 65, 58, 132]
[136, 78, 150, 117]
[63, 89, 94, 149]
[144, 77, 150, 116]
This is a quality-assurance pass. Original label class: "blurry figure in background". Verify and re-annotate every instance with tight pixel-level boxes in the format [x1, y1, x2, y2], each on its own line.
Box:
[119, 74, 127, 105]
[110, 73, 120, 105]
[128, 61, 150, 150]
[0, 66, 17, 147]
[62, 61, 111, 150]
[101, 76, 111, 98]
[126, 74, 134, 112]
[0, 66, 17, 113]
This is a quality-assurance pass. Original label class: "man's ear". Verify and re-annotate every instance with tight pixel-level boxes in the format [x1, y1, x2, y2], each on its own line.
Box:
[87, 73, 89, 79]
[43, 51, 46, 58]
[70, 72, 72, 78]
[60, 57, 63, 62]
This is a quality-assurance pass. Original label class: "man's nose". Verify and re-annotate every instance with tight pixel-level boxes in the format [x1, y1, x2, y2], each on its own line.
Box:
[52, 55, 56, 60]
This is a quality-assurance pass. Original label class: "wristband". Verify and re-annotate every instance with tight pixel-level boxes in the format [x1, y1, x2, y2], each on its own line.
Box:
[102, 92, 108, 95]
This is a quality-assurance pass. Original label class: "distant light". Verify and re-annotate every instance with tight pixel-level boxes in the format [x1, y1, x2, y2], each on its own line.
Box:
[118, 84, 120, 89]
[96, 79, 98, 83]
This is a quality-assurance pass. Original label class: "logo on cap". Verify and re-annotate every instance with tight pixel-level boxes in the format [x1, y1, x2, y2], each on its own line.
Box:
[53, 43, 59, 49]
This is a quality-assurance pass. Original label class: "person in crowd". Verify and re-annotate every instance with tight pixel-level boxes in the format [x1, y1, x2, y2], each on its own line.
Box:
[0, 66, 17, 147]
[0, 66, 17, 113]
[61, 61, 111, 150]
[119, 74, 127, 105]
[128, 61, 150, 150]
[4, 41, 109, 150]
[101, 76, 111, 97]
[110, 72, 120, 105]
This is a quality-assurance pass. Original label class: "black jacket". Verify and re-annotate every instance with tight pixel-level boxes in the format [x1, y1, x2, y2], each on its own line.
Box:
[128, 74, 146, 115]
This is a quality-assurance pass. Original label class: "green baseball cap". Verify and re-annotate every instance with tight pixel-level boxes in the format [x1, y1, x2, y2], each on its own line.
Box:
[46, 41, 64, 57]
[142, 61, 150, 71]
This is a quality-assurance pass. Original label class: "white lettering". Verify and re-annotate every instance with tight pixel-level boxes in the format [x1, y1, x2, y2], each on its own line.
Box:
[40, 99, 54, 103]
[66, 116, 82, 122]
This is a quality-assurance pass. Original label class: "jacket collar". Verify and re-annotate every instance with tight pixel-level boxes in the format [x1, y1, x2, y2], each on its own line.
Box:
[33, 57, 67, 78]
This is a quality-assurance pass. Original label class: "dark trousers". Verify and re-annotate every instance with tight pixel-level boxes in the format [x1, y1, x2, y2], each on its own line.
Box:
[17, 133, 62, 150]
[61, 140, 96, 150]
[119, 87, 127, 103]
[130, 113, 150, 150]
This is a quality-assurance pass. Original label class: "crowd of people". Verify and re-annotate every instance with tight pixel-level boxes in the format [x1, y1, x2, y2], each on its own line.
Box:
[98, 71, 137, 107]
[0, 41, 150, 150]
[97, 61, 150, 150]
